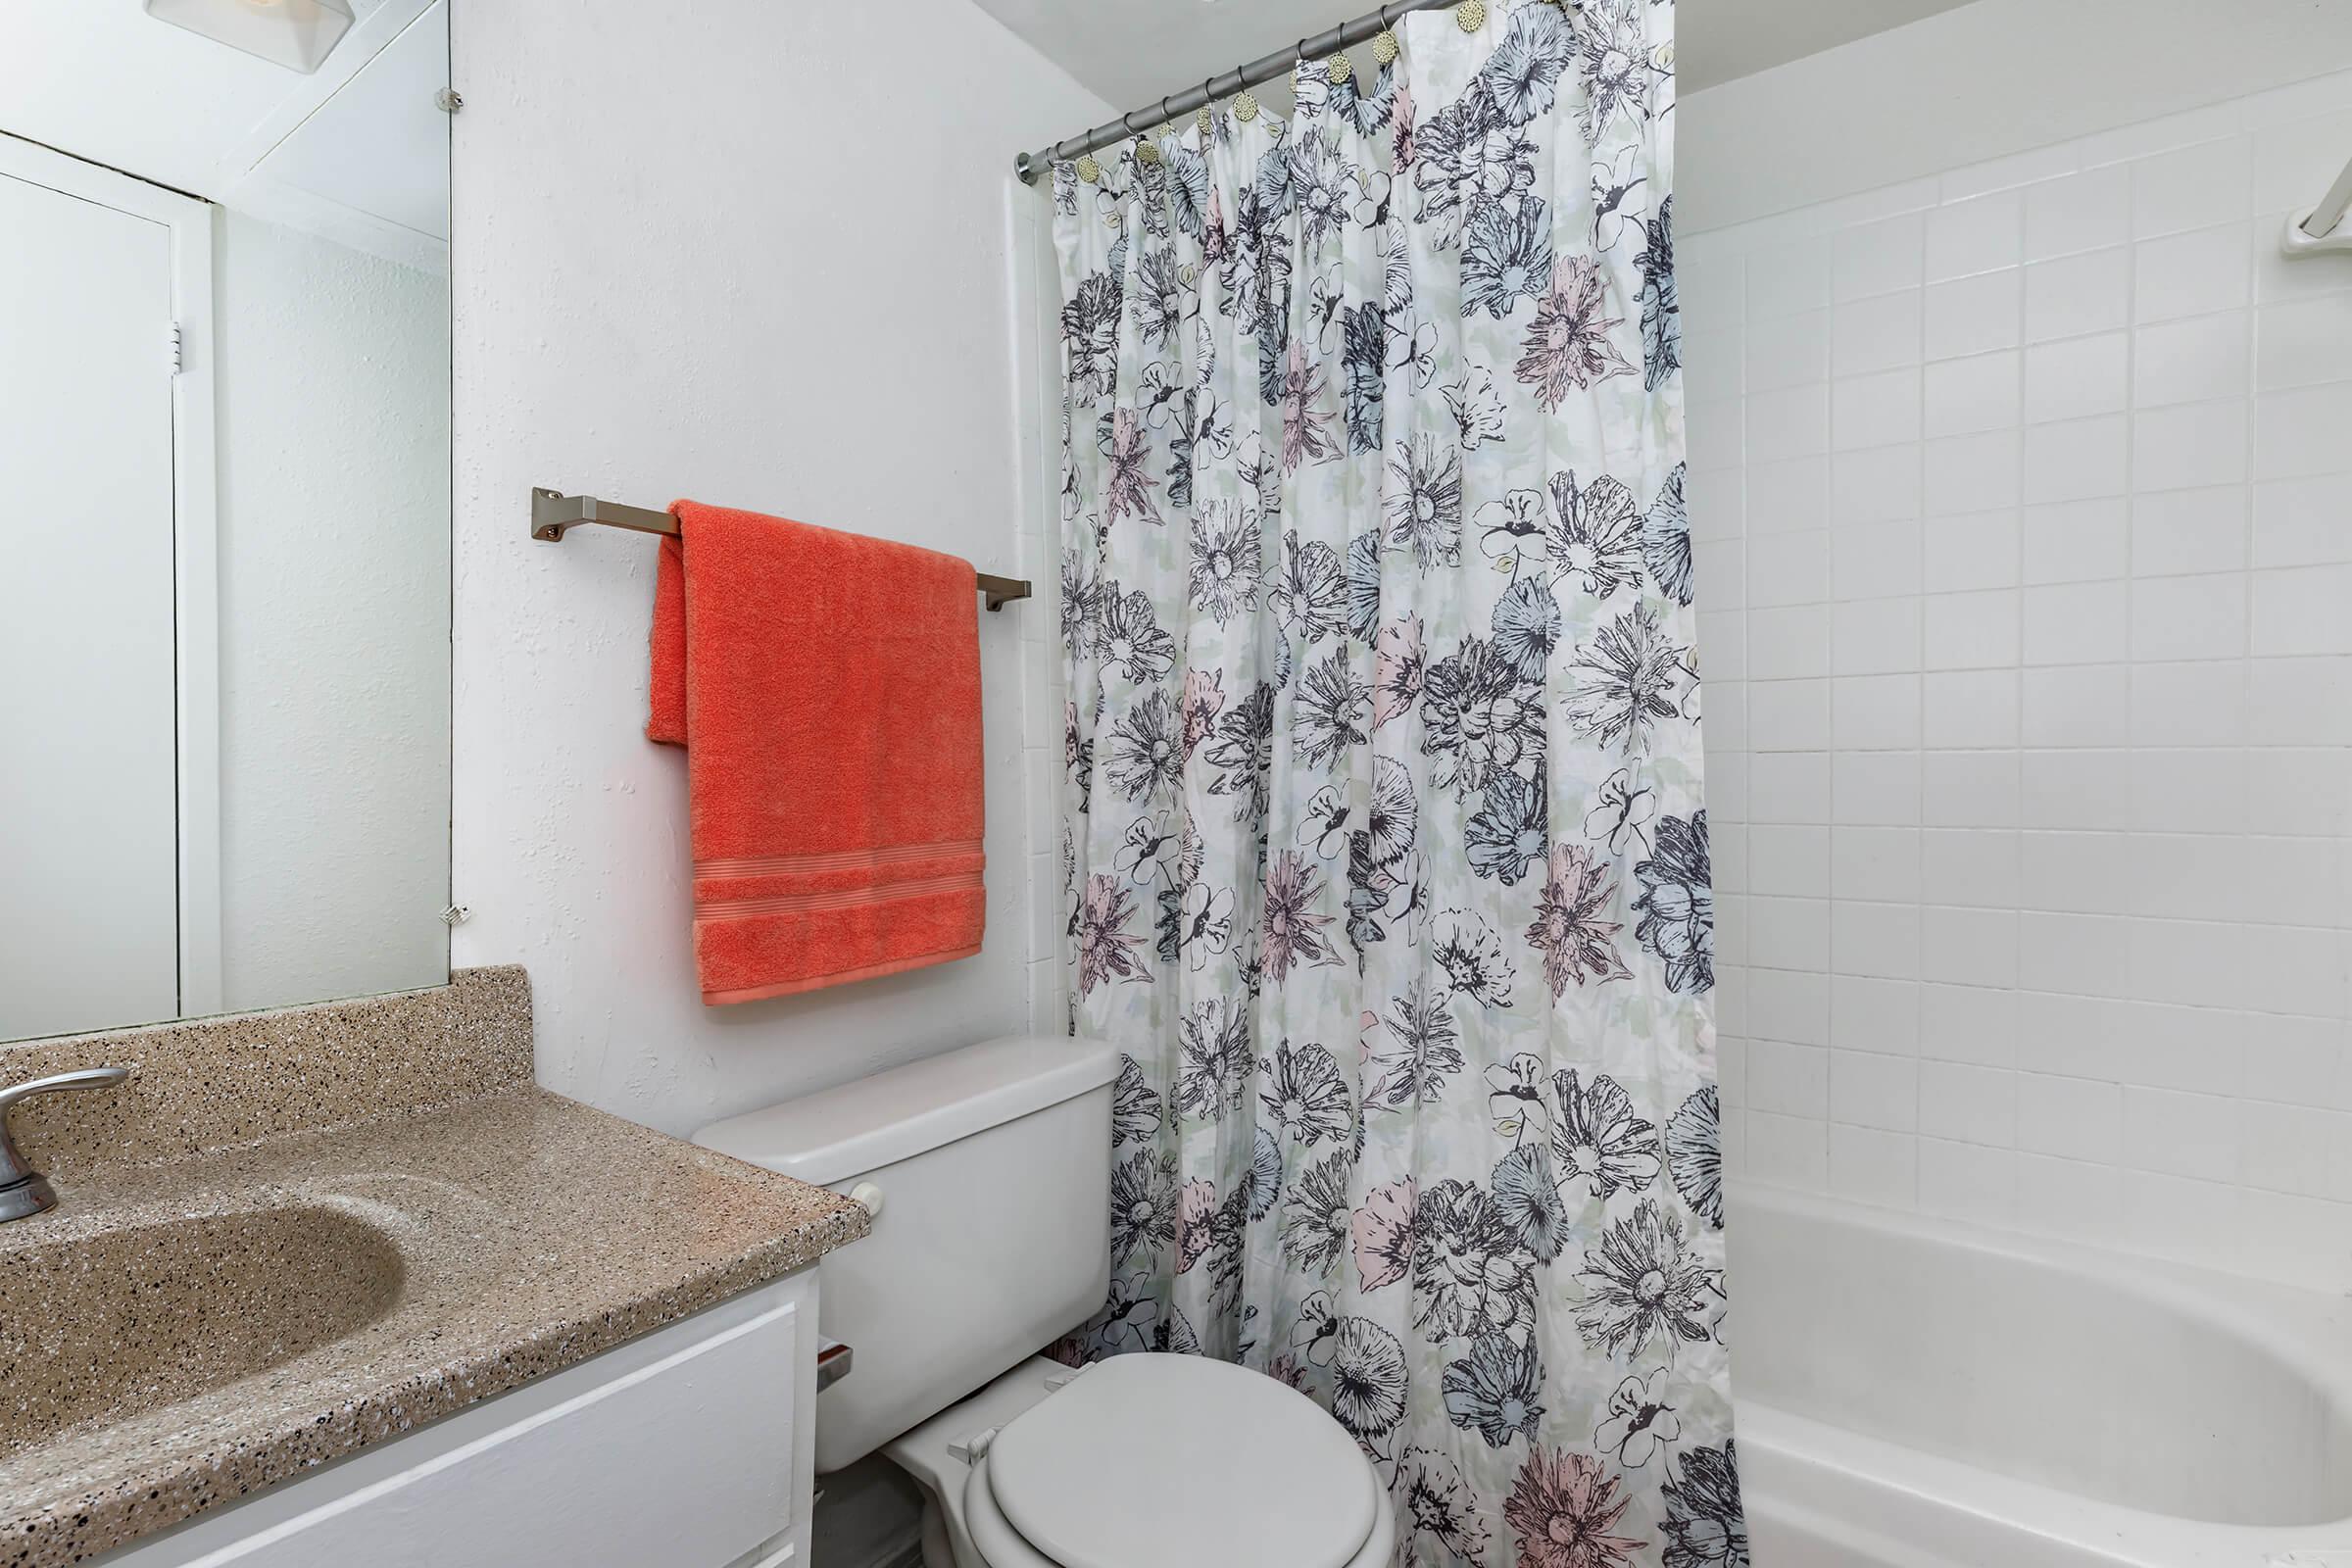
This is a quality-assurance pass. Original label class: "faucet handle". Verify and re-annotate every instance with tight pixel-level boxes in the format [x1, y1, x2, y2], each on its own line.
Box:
[0, 1065, 131, 1116]
[0, 1065, 130, 1222]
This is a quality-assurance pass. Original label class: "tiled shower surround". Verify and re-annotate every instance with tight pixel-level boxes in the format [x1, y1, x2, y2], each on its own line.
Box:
[1687, 72, 2352, 1288]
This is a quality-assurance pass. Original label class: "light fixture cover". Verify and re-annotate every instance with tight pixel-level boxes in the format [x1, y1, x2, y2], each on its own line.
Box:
[144, 0, 355, 74]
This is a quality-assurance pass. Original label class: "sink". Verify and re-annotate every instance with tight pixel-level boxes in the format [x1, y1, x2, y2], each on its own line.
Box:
[0, 1073, 868, 1567]
[0, 1204, 404, 1457]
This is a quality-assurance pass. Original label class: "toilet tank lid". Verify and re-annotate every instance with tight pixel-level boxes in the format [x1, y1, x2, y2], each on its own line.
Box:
[692, 1035, 1123, 1188]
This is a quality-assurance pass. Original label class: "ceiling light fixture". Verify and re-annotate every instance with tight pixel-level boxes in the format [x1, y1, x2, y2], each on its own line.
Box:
[144, 0, 354, 74]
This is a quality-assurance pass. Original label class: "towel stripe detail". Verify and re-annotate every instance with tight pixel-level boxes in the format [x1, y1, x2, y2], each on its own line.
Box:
[700, 943, 986, 1004]
[695, 840, 984, 879]
[697, 870, 985, 919]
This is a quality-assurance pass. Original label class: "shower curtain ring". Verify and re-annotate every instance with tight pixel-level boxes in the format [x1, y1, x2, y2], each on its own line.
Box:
[1136, 104, 1168, 164]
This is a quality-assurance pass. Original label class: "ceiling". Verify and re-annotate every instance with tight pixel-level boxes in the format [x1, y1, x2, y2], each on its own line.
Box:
[1676, 0, 1977, 93]
[0, 0, 447, 269]
[974, 0, 1981, 117]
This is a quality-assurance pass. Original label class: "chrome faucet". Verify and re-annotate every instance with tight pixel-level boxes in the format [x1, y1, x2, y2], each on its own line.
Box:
[0, 1066, 130, 1223]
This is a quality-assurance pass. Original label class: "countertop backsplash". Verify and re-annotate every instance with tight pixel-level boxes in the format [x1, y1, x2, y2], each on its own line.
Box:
[0, 966, 534, 1181]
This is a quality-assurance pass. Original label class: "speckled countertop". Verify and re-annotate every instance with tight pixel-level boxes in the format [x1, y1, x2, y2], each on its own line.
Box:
[0, 969, 868, 1567]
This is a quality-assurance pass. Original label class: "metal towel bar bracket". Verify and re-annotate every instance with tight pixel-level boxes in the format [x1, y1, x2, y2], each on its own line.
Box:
[529, 487, 1033, 612]
[530, 487, 677, 542]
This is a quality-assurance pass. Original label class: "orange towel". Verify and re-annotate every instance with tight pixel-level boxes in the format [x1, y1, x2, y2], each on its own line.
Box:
[649, 501, 986, 1004]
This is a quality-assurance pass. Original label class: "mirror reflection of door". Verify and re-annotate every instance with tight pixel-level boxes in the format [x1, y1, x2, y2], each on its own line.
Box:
[0, 149, 195, 1037]
[1, 0, 452, 1045]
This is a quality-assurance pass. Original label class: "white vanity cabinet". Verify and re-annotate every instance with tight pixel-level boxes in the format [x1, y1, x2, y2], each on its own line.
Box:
[102, 1270, 819, 1568]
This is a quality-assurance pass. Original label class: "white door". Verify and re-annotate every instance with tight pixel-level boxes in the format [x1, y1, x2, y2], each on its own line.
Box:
[0, 164, 182, 1038]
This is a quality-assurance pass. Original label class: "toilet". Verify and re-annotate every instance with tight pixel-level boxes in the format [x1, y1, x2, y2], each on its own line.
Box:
[694, 1035, 1396, 1568]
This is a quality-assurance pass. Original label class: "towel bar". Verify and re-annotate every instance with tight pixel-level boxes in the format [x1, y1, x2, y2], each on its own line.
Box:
[530, 487, 1034, 612]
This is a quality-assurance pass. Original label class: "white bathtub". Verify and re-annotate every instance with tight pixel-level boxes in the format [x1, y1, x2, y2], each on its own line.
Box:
[1728, 1184, 2352, 1567]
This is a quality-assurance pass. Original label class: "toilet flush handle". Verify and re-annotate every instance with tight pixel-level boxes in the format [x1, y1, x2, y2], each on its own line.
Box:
[849, 1181, 884, 1219]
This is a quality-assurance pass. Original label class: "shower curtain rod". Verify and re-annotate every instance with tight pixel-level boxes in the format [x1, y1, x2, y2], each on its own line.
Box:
[2281, 147, 2352, 258]
[1012, 0, 1457, 184]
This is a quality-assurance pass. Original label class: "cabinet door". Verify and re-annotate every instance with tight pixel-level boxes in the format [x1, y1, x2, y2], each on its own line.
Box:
[115, 1279, 808, 1568]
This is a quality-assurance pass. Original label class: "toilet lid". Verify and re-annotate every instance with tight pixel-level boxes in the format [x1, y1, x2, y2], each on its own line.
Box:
[984, 1353, 1380, 1568]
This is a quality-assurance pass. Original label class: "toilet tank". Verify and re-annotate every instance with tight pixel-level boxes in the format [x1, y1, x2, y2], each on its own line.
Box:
[693, 1035, 1120, 1473]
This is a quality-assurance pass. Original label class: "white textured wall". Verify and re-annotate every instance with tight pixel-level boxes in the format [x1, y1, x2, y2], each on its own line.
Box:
[215, 210, 451, 1012]
[1682, 25, 2352, 1288]
[448, 0, 1107, 1136]
[1007, 176, 1073, 1046]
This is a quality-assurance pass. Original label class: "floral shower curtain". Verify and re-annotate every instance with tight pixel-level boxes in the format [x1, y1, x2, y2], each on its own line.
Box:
[1050, 2, 1739, 1563]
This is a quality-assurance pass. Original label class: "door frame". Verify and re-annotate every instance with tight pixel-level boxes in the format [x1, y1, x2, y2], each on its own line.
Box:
[0, 131, 222, 1017]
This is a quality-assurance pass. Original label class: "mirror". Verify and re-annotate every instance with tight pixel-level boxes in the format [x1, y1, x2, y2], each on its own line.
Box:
[0, 0, 452, 1040]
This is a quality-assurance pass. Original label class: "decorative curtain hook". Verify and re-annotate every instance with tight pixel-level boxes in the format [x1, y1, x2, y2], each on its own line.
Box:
[1137, 95, 1172, 163]
[1119, 108, 1156, 166]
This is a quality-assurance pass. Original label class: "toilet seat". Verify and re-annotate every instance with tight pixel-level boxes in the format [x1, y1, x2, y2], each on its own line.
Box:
[965, 1354, 1394, 1568]
[964, 1452, 1397, 1568]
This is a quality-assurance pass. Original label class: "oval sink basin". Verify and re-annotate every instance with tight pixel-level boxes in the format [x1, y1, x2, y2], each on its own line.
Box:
[0, 1204, 404, 1456]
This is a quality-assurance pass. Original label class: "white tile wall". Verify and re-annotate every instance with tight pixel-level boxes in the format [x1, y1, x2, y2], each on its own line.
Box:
[1684, 71, 2352, 1290]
